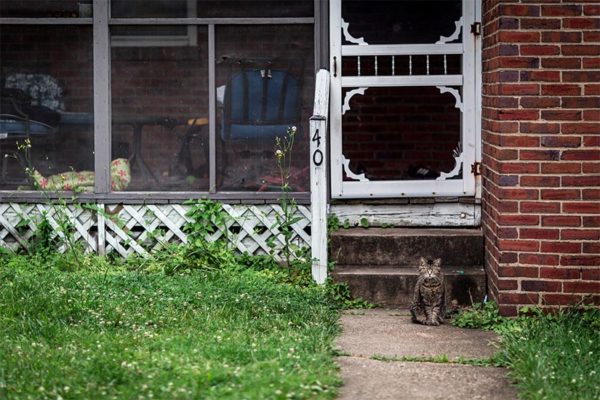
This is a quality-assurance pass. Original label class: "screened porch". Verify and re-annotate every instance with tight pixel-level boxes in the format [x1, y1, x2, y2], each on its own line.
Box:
[0, 0, 323, 200]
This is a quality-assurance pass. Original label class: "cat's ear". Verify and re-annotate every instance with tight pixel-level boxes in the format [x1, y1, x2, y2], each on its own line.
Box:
[433, 258, 442, 268]
[420, 257, 427, 265]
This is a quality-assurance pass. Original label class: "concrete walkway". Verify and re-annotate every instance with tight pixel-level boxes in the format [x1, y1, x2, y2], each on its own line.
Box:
[336, 309, 518, 400]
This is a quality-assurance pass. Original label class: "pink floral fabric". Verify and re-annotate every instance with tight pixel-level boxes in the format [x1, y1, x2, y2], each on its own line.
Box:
[32, 159, 131, 191]
[110, 158, 131, 191]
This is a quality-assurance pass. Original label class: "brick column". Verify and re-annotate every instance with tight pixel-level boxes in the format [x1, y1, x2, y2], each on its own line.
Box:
[481, 0, 600, 316]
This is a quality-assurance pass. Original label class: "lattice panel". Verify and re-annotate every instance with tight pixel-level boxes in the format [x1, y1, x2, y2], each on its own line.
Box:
[220, 204, 311, 257]
[0, 203, 311, 260]
[101, 204, 190, 257]
[101, 204, 311, 259]
[0, 203, 98, 253]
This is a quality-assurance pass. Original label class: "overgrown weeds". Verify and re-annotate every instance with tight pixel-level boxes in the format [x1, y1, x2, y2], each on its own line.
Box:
[4, 189, 368, 310]
[453, 302, 600, 400]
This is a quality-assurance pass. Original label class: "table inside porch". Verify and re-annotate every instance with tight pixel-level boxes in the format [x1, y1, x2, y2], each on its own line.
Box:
[60, 112, 180, 185]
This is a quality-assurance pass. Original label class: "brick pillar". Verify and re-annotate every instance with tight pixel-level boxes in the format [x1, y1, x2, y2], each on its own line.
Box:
[481, 0, 600, 316]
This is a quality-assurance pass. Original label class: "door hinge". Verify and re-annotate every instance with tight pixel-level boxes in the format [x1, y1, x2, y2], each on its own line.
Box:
[471, 22, 482, 36]
[471, 162, 482, 176]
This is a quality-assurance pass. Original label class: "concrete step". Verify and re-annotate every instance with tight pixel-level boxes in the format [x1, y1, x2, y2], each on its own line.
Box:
[332, 266, 486, 308]
[330, 228, 484, 267]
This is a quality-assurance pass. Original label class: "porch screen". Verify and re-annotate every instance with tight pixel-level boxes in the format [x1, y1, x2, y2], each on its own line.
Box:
[215, 25, 314, 192]
[0, 25, 94, 191]
[0, 1, 316, 195]
[108, 1, 315, 191]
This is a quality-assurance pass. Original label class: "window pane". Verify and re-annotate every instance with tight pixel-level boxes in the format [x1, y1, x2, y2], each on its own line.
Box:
[0, 0, 92, 18]
[110, 26, 209, 191]
[197, 1, 313, 18]
[111, 0, 313, 18]
[216, 25, 313, 192]
[0, 26, 94, 191]
[342, 86, 461, 181]
[111, 0, 190, 18]
[342, 0, 462, 45]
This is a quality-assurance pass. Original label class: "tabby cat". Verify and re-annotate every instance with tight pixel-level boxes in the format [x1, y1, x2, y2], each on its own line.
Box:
[410, 257, 445, 326]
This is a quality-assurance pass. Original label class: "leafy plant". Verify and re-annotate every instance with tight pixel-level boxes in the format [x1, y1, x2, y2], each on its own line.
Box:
[452, 301, 507, 331]
[28, 212, 54, 254]
[324, 278, 374, 310]
[327, 214, 340, 232]
[236, 252, 280, 271]
[144, 198, 238, 274]
[184, 198, 230, 240]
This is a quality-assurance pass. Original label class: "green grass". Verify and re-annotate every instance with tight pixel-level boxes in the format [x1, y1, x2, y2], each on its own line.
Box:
[500, 309, 600, 400]
[453, 303, 600, 400]
[0, 255, 341, 399]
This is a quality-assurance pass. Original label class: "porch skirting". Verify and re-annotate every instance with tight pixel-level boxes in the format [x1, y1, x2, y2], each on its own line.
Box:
[0, 203, 312, 259]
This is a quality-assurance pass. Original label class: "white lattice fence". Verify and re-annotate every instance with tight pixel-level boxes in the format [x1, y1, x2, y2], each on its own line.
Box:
[0, 203, 311, 259]
[0, 203, 98, 253]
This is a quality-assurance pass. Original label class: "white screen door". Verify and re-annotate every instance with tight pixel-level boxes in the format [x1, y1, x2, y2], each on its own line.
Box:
[330, 0, 480, 198]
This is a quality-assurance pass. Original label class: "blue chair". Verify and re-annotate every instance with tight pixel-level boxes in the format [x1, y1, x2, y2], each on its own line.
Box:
[218, 68, 302, 188]
[221, 69, 301, 141]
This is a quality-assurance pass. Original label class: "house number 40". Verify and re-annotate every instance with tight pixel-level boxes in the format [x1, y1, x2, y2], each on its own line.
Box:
[312, 128, 323, 166]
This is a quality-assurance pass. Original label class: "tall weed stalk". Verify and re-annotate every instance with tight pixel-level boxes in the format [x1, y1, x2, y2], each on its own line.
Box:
[15, 139, 84, 267]
[272, 126, 302, 268]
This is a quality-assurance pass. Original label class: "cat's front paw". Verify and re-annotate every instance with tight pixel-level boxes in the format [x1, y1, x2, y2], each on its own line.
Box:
[424, 320, 440, 326]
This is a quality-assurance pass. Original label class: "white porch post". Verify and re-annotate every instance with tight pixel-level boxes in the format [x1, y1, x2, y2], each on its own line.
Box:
[310, 69, 330, 284]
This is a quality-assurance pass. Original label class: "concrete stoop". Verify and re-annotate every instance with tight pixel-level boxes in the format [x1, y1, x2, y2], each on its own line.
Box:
[330, 228, 486, 307]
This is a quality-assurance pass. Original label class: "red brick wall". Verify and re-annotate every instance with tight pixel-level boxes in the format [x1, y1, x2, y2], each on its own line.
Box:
[482, 0, 600, 316]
